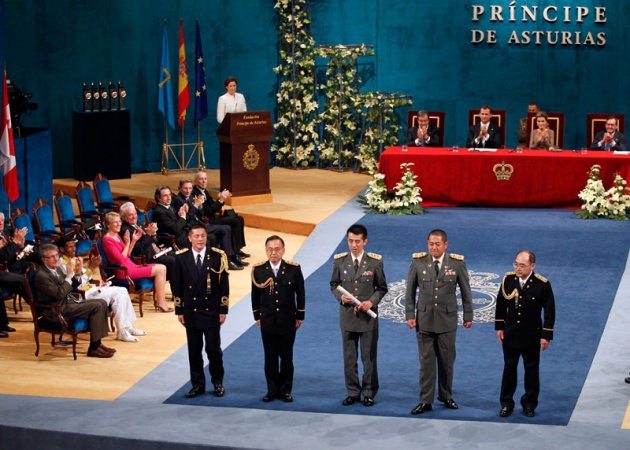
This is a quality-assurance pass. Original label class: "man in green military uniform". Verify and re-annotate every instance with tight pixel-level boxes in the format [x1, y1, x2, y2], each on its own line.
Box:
[405, 229, 473, 415]
[330, 224, 387, 407]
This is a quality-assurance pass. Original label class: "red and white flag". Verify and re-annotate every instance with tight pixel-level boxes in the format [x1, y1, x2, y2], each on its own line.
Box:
[0, 71, 18, 202]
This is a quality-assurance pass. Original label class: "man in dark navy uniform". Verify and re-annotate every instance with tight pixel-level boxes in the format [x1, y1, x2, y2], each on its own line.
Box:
[172, 223, 230, 399]
[495, 250, 555, 418]
[251, 235, 305, 403]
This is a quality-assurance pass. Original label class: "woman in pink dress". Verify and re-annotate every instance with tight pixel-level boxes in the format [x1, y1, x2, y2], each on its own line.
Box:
[102, 212, 173, 312]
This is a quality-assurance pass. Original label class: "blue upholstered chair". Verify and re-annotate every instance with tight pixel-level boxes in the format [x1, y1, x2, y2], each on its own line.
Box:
[96, 238, 153, 317]
[74, 181, 103, 219]
[10, 208, 41, 245]
[32, 198, 62, 241]
[54, 189, 102, 240]
[93, 173, 134, 212]
[25, 269, 90, 360]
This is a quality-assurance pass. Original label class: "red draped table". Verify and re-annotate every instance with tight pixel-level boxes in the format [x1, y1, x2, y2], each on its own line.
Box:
[378, 147, 630, 208]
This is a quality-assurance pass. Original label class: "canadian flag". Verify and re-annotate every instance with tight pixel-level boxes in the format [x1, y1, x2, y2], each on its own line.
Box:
[0, 70, 18, 202]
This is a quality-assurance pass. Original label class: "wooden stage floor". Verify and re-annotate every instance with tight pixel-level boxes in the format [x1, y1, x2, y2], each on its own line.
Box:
[2, 168, 369, 399]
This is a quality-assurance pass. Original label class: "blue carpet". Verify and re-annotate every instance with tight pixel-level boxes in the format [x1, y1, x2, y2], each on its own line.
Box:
[164, 208, 630, 426]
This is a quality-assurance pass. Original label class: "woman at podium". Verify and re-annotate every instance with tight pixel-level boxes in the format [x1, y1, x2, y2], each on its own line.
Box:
[217, 76, 247, 123]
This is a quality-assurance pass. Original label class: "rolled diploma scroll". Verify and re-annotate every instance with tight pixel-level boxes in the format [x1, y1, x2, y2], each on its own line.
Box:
[335, 285, 377, 319]
[153, 247, 173, 259]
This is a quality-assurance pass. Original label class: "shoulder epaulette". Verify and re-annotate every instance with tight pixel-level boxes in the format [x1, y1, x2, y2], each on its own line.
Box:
[505, 271, 516, 276]
[449, 253, 464, 261]
[366, 252, 381, 261]
[211, 247, 226, 255]
[534, 273, 548, 283]
[175, 248, 189, 255]
[285, 260, 300, 266]
[413, 252, 427, 259]
[252, 261, 266, 268]
[334, 252, 348, 259]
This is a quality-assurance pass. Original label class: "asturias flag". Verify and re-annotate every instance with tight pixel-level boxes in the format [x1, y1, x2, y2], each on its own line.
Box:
[0, 71, 19, 202]
[158, 23, 175, 129]
[177, 20, 190, 127]
[194, 20, 208, 126]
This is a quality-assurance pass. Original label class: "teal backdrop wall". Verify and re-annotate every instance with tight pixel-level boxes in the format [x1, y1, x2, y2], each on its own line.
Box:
[2, 0, 629, 178]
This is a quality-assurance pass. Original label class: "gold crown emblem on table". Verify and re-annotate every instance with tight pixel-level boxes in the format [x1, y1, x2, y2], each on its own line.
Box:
[493, 161, 514, 181]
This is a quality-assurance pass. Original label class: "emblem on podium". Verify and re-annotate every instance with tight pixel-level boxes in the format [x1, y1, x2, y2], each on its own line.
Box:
[243, 144, 260, 171]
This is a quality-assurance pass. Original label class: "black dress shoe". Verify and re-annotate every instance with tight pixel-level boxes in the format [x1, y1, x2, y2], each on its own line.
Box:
[2, 326, 16, 332]
[625, 376, 630, 384]
[0, 331, 8, 338]
[228, 260, 244, 271]
[238, 251, 251, 258]
[443, 398, 459, 409]
[233, 256, 249, 267]
[499, 406, 513, 417]
[342, 396, 360, 406]
[363, 396, 374, 407]
[411, 403, 432, 415]
[523, 407, 536, 417]
[281, 393, 293, 403]
[184, 387, 205, 398]
[214, 384, 225, 397]
[262, 392, 275, 402]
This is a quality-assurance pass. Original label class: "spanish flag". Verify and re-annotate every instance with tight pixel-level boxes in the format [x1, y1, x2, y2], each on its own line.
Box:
[177, 20, 190, 127]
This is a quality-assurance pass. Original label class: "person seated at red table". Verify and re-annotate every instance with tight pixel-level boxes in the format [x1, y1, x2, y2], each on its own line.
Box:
[517, 102, 539, 148]
[406, 110, 440, 147]
[101, 211, 173, 313]
[466, 105, 502, 149]
[590, 116, 626, 151]
[529, 112, 556, 150]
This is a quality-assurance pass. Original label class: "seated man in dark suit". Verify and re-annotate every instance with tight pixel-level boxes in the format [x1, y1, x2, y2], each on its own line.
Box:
[466, 105, 502, 149]
[173, 179, 244, 270]
[0, 212, 39, 274]
[191, 170, 249, 260]
[0, 269, 26, 337]
[119, 202, 176, 280]
[150, 185, 194, 251]
[34, 243, 115, 358]
[590, 116, 626, 151]
[406, 110, 441, 147]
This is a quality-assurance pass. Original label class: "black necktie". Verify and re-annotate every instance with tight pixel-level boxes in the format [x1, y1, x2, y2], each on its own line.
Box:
[354, 258, 359, 274]
[196, 254, 202, 273]
[434, 260, 440, 275]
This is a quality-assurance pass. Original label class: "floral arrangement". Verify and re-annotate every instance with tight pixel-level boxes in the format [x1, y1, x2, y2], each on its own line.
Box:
[358, 163, 424, 215]
[356, 92, 412, 174]
[577, 165, 630, 220]
[315, 44, 374, 169]
[272, 0, 320, 168]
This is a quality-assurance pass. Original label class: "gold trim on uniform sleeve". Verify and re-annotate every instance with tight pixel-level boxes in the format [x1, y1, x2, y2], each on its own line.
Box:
[221, 296, 229, 307]
[174, 296, 182, 307]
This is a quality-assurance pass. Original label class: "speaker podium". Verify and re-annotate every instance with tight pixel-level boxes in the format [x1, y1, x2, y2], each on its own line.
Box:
[216, 111, 273, 206]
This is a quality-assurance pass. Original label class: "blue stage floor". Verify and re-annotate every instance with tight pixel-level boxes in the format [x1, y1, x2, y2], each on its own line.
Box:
[1, 198, 630, 449]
